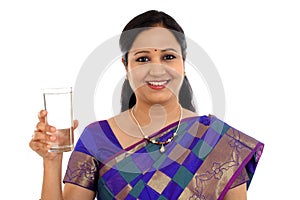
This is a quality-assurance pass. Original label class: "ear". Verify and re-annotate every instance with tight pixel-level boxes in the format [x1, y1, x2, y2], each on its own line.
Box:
[121, 57, 128, 73]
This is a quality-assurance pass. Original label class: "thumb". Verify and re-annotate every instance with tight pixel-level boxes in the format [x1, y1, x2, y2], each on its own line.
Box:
[73, 120, 79, 130]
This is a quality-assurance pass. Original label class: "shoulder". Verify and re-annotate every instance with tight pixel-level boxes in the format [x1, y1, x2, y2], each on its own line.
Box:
[106, 110, 133, 134]
[181, 109, 212, 126]
[79, 110, 130, 145]
[107, 110, 128, 126]
[76, 116, 125, 161]
[77, 120, 109, 150]
[78, 120, 110, 142]
[207, 115, 264, 151]
[82, 111, 128, 134]
[83, 120, 105, 131]
[205, 115, 244, 137]
[182, 108, 198, 118]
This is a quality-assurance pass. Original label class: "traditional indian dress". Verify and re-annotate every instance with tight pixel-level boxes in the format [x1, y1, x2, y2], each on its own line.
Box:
[63, 115, 264, 200]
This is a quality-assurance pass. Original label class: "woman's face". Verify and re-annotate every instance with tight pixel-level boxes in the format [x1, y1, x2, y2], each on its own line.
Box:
[126, 27, 184, 106]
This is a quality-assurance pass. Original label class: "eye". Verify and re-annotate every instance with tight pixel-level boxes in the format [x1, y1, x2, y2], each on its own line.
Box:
[163, 54, 176, 60]
[136, 57, 150, 62]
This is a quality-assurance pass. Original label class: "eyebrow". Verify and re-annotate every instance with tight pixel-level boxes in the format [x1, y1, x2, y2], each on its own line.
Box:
[134, 50, 151, 56]
[133, 48, 178, 56]
[161, 48, 178, 53]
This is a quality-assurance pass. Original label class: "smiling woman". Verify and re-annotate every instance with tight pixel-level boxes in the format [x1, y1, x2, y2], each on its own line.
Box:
[29, 10, 264, 200]
[127, 34, 184, 109]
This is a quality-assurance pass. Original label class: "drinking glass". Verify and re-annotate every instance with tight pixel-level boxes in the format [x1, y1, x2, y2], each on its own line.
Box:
[43, 87, 74, 152]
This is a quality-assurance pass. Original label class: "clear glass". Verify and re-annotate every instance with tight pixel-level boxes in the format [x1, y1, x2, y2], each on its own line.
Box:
[43, 87, 74, 152]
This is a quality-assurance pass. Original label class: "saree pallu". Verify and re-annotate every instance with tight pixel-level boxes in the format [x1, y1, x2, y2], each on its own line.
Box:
[63, 115, 264, 200]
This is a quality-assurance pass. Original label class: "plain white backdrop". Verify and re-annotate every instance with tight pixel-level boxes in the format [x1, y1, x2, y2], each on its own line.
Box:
[1, 0, 299, 199]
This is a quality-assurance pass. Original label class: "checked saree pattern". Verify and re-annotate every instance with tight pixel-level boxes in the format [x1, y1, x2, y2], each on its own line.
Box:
[64, 116, 264, 200]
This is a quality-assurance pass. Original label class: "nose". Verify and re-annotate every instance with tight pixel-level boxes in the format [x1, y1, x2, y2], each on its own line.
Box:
[149, 63, 166, 76]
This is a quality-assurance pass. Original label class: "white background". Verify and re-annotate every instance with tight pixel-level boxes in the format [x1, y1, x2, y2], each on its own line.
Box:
[1, 0, 299, 199]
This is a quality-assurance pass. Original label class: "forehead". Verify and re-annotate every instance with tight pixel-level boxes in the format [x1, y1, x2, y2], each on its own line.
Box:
[130, 27, 182, 53]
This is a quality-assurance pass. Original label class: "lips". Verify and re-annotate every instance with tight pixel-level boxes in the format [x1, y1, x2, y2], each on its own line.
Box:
[146, 80, 170, 90]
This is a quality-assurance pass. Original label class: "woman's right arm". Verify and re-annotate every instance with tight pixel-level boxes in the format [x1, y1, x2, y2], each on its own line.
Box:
[29, 110, 95, 200]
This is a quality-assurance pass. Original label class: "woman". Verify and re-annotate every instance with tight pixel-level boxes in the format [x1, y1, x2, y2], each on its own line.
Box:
[30, 10, 264, 200]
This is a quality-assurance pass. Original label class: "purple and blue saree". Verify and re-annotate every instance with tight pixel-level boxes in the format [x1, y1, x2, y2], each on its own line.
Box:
[63, 115, 264, 200]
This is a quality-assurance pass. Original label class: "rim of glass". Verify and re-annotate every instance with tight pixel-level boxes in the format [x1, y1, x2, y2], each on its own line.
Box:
[43, 87, 72, 94]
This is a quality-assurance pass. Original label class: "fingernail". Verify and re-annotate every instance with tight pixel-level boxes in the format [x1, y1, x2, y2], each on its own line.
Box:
[50, 135, 56, 141]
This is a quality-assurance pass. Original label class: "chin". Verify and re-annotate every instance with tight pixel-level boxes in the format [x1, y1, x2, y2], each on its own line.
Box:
[145, 94, 177, 105]
[135, 87, 179, 105]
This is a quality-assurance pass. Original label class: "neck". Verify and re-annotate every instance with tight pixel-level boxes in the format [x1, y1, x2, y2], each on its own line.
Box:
[132, 100, 182, 127]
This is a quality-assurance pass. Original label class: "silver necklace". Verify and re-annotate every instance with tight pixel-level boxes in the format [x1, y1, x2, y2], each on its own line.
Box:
[130, 105, 183, 153]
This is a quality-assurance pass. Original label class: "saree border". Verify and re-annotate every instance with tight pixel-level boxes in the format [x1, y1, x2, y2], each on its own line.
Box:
[218, 141, 264, 200]
[179, 120, 264, 200]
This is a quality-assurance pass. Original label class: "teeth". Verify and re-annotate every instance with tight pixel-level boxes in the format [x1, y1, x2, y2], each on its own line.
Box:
[148, 81, 168, 86]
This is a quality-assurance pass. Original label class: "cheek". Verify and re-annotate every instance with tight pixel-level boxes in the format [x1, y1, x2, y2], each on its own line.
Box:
[168, 61, 184, 77]
[127, 67, 149, 91]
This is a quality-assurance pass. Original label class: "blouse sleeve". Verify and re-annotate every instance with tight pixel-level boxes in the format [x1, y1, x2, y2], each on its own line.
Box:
[63, 120, 122, 191]
[63, 150, 99, 191]
[63, 121, 104, 191]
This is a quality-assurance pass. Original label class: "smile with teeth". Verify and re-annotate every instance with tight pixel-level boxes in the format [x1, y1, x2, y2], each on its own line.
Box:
[146, 80, 170, 90]
[147, 80, 168, 86]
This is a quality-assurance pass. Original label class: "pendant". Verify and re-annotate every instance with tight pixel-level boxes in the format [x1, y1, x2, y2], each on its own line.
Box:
[160, 144, 165, 153]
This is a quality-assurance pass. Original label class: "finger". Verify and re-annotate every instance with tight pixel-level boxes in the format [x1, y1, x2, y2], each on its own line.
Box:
[38, 110, 47, 123]
[32, 130, 56, 142]
[29, 140, 50, 152]
[73, 120, 79, 129]
[36, 121, 46, 131]
[36, 122, 56, 133]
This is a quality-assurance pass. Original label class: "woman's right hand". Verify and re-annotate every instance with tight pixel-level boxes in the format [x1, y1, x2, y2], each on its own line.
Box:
[29, 110, 59, 160]
[30, 110, 78, 161]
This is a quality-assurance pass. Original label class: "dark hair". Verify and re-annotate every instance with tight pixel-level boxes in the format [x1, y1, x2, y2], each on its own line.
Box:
[119, 10, 196, 112]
